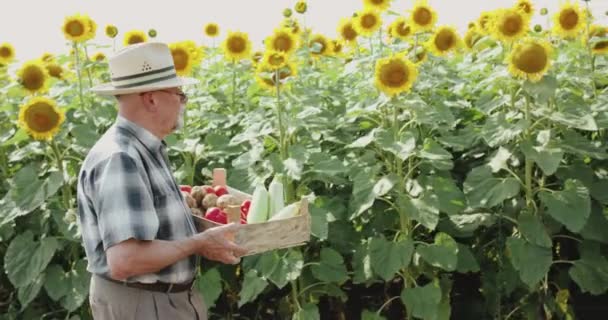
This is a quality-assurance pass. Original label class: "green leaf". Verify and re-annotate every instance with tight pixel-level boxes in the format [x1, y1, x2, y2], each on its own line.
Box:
[446, 214, 497, 234]
[5, 232, 59, 287]
[369, 237, 414, 281]
[456, 243, 480, 273]
[372, 175, 397, 197]
[71, 124, 99, 148]
[362, 310, 386, 320]
[44, 264, 70, 301]
[374, 128, 416, 161]
[310, 204, 328, 240]
[311, 248, 349, 284]
[238, 270, 268, 307]
[518, 211, 552, 248]
[417, 233, 459, 271]
[523, 75, 557, 104]
[348, 129, 376, 148]
[60, 260, 90, 312]
[539, 180, 591, 233]
[284, 158, 303, 180]
[401, 282, 442, 320]
[267, 249, 304, 289]
[580, 204, 608, 244]
[422, 175, 466, 216]
[352, 242, 374, 284]
[464, 166, 520, 208]
[548, 104, 598, 131]
[418, 139, 453, 171]
[18, 274, 44, 311]
[569, 241, 608, 295]
[507, 237, 552, 288]
[488, 147, 512, 173]
[481, 114, 528, 147]
[349, 167, 379, 218]
[196, 268, 223, 308]
[293, 303, 320, 320]
[398, 192, 441, 230]
[560, 131, 608, 160]
[520, 140, 563, 176]
[590, 179, 608, 205]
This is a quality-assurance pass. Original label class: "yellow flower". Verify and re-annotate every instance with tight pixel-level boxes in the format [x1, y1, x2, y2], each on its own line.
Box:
[45, 63, 64, 80]
[91, 52, 106, 62]
[222, 31, 252, 61]
[515, 0, 534, 17]
[464, 28, 481, 50]
[354, 9, 382, 37]
[294, 1, 307, 14]
[83, 15, 97, 41]
[0, 43, 16, 65]
[204, 23, 220, 37]
[508, 38, 553, 82]
[410, 45, 428, 65]
[588, 25, 608, 55]
[62, 14, 91, 42]
[427, 26, 461, 56]
[17, 60, 49, 94]
[256, 62, 297, 91]
[477, 11, 495, 35]
[391, 17, 412, 40]
[261, 51, 288, 70]
[553, 1, 586, 39]
[409, 0, 437, 32]
[105, 24, 118, 38]
[492, 8, 530, 43]
[338, 18, 358, 43]
[123, 30, 148, 46]
[363, 0, 392, 12]
[309, 34, 332, 56]
[374, 54, 418, 96]
[282, 18, 301, 35]
[40, 53, 54, 63]
[252, 51, 264, 65]
[332, 40, 344, 55]
[169, 41, 203, 76]
[265, 28, 298, 56]
[18, 97, 65, 141]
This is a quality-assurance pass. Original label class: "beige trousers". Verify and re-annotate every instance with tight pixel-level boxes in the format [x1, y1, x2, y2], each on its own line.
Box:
[89, 274, 208, 320]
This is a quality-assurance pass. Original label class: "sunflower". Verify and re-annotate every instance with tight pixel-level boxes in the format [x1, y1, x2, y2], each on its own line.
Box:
[464, 28, 482, 50]
[515, 0, 534, 17]
[294, 1, 307, 14]
[222, 31, 252, 61]
[265, 28, 298, 56]
[169, 41, 203, 76]
[252, 51, 264, 65]
[338, 18, 358, 43]
[477, 11, 495, 35]
[148, 29, 157, 38]
[409, 0, 437, 32]
[309, 34, 332, 56]
[62, 14, 91, 42]
[282, 18, 301, 35]
[428, 26, 462, 56]
[283, 8, 293, 18]
[255, 62, 297, 91]
[204, 23, 220, 37]
[363, 0, 392, 12]
[391, 17, 412, 40]
[332, 40, 344, 55]
[588, 25, 608, 54]
[553, 1, 586, 39]
[18, 97, 65, 141]
[0, 43, 15, 65]
[374, 54, 418, 96]
[83, 15, 97, 41]
[261, 51, 288, 69]
[105, 24, 118, 38]
[17, 60, 49, 94]
[411, 45, 428, 64]
[45, 63, 64, 79]
[354, 9, 382, 37]
[40, 53, 54, 63]
[492, 8, 530, 43]
[508, 38, 553, 82]
[123, 30, 148, 46]
[91, 52, 106, 62]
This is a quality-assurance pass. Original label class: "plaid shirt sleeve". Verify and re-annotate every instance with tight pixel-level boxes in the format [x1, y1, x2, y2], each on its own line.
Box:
[92, 152, 159, 250]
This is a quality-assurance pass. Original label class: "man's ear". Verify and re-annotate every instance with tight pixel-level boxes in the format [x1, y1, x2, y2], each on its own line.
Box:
[140, 92, 159, 112]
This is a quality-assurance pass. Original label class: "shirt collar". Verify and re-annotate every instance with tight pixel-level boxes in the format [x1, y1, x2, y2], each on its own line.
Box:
[115, 115, 163, 152]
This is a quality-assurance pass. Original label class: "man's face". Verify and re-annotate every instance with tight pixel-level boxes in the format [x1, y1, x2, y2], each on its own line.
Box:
[148, 87, 187, 133]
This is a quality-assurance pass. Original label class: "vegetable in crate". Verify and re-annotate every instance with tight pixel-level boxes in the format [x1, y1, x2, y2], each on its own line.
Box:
[217, 194, 238, 209]
[213, 185, 229, 197]
[247, 185, 270, 223]
[268, 202, 300, 221]
[205, 207, 227, 224]
[202, 193, 218, 209]
[268, 175, 285, 218]
[190, 186, 207, 205]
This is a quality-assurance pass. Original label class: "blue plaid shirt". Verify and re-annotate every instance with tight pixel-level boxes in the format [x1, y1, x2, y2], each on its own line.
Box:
[77, 116, 197, 284]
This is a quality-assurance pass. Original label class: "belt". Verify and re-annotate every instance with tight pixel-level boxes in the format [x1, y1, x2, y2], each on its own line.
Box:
[99, 275, 195, 293]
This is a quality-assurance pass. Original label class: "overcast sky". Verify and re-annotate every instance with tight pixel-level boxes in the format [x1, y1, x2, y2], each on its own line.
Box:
[2, 0, 608, 61]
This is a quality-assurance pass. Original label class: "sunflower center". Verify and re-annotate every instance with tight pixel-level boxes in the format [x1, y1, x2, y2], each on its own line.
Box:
[228, 37, 246, 53]
[380, 61, 408, 87]
[128, 35, 145, 45]
[414, 7, 432, 25]
[274, 35, 292, 52]
[435, 29, 456, 51]
[66, 20, 85, 37]
[514, 43, 548, 73]
[22, 66, 45, 91]
[172, 49, 189, 71]
[342, 24, 358, 41]
[361, 14, 377, 29]
[268, 53, 285, 67]
[594, 41, 608, 50]
[372, 0, 384, 4]
[559, 9, 579, 30]
[46, 64, 63, 78]
[500, 13, 523, 36]
[518, 3, 532, 14]
[311, 39, 327, 54]
[0, 47, 10, 58]
[206, 25, 218, 35]
[25, 102, 59, 133]
[396, 22, 411, 37]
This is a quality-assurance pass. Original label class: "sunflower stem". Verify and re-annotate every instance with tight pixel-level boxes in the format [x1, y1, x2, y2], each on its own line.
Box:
[524, 92, 534, 211]
[231, 60, 237, 113]
[82, 45, 94, 88]
[72, 42, 87, 116]
[275, 69, 295, 203]
[50, 139, 72, 210]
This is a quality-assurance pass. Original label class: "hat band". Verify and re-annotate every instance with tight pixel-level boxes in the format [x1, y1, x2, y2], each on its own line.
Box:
[113, 73, 177, 89]
[111, 65, 177, 89]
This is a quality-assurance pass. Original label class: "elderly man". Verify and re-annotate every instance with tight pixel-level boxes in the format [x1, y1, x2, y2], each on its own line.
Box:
[77, 42, 246, 319]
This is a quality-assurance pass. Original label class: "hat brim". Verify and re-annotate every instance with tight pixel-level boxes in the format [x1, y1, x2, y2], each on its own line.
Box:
[90, 76, 200, 96]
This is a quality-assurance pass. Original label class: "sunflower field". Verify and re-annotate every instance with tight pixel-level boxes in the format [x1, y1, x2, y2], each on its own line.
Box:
[1, 0, 608, 319]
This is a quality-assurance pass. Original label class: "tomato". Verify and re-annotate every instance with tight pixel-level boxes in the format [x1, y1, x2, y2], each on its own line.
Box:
[203, 186, 215, 195]
[205, 207, 227, 224]
[240, 200, 251, 216]
[179, 185, 192, 194]
[214, 185, 229, 197]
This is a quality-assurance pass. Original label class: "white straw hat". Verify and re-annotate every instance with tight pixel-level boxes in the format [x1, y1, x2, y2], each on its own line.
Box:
[90, 42, 199, 96]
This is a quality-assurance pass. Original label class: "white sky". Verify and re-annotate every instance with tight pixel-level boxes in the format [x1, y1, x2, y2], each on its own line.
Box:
[2, 0, 608, 61]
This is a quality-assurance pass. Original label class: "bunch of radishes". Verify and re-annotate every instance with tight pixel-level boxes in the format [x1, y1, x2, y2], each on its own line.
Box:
[180, 185, 250, 224]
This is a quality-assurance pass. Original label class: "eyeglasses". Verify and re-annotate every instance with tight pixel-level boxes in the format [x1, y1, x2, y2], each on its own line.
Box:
[141, 89, 188, 103]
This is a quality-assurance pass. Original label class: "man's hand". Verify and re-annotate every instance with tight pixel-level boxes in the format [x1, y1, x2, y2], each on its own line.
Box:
[194, 223, 248, 264]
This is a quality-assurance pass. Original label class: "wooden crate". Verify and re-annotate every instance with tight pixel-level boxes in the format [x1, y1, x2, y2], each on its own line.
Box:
[191, 168, 311, 256]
